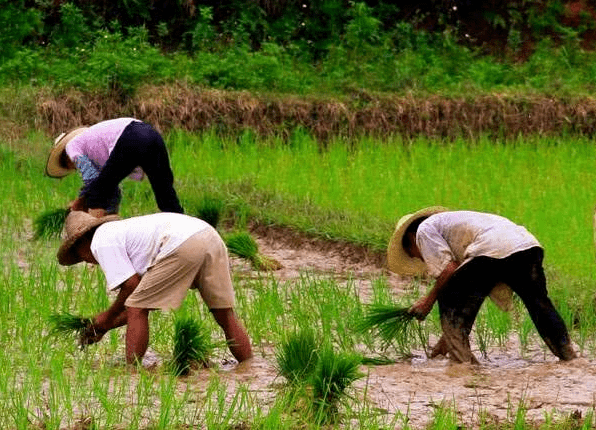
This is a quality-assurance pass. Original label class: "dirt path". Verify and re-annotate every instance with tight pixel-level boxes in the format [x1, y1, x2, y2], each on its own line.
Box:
[224, 226, 596, 428]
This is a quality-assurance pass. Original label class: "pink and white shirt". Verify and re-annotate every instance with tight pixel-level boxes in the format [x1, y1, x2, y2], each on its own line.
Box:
[65, 118, 144, 181]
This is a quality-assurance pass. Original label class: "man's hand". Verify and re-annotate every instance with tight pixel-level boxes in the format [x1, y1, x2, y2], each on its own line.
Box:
[69, 197, 87, 212]
[79, 323, 106, 349]
[409, 261, 459, 321]
[88, 208, 107, 218]
[409, 296, 434, 321]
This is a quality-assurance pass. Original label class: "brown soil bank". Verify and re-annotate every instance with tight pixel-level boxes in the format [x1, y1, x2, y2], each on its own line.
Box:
[36, 85, 596, 140]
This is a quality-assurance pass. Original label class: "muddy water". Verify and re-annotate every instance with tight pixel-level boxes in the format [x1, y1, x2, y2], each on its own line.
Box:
[229, 230, 596, 428]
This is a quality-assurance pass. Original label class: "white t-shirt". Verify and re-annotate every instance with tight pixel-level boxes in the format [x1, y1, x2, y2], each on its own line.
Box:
[91, 213, 211, 290]
[65, 118, 144, 181]
[416, 211, 541, 278]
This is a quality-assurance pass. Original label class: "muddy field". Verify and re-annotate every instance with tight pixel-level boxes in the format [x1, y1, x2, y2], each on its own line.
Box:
[215, 226, 596, 429]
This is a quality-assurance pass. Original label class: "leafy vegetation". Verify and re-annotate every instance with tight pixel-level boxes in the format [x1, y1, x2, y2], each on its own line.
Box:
[2, 1, 596, 97]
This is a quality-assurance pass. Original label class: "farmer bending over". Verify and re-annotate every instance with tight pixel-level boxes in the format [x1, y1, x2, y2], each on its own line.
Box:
[46, 117, 183, 217]
[57, 211, 252, 366]
[388, 207, 576, 364]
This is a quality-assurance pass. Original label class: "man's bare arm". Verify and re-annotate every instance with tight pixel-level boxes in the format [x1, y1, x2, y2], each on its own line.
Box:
[409, 261, 459, 320]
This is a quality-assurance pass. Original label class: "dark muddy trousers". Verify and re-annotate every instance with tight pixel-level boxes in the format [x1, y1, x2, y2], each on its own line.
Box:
[84, 121, 184, 214]
[435, 247, 575, 363]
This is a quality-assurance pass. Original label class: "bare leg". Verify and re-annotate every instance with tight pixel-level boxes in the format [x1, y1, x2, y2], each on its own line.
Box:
[211, 308, 252, 362]
[125, 307, 151, 365]
[430, 335, 449, 358]
[440, 313, 480, 365]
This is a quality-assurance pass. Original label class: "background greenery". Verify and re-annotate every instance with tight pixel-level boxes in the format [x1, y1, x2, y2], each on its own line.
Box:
[3, 1, 596, 97]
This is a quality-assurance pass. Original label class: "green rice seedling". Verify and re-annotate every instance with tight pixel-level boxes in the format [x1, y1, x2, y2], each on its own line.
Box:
[48, 313, 92, 337]
[170, 316, 215, 376]
[474, 313, 491, 359]
[189, 195, 225, 229]
[34, 208, 68, 240]
[275, 329, 319, 385]
[356, 304, 416, 352]
[310, 347, 363, 422]
[225, 231, 282, 271]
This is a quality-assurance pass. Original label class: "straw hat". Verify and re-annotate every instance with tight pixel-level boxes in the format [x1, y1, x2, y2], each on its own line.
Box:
[46, 127, 89, 178]
[57, 211, 119, 266]
[387, 206, 448, 275]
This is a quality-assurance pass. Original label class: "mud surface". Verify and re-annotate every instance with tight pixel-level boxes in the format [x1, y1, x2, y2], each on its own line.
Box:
[220, 226, 596, 428]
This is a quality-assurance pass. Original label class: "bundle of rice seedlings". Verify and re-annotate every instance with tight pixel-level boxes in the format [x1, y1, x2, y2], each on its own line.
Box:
[48, 313, 92, 337]
[310, 347, 363, 422]
[356, 304, 416, 349]
[170, 316, 215, 376]
[275, 329, 319, 385]
[225, 231, 282, 271]
[34, 208, 69, 240]
[190, 196, 225, 229]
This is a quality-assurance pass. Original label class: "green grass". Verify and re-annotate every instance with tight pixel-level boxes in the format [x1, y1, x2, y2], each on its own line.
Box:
[2, 131, 596, 428]
[225, 230, 282, 271]
[48, 312, 92, 336]
[169, 130, 596, 289]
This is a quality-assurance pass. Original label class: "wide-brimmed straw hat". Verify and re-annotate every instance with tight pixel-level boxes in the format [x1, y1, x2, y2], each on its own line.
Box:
[57, 211, 119, 266]
[387, 206, 448, 276]
[46, 127, 89, 178]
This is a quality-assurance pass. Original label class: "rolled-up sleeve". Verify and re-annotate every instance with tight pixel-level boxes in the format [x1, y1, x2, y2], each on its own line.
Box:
[416, 223, 455, 278]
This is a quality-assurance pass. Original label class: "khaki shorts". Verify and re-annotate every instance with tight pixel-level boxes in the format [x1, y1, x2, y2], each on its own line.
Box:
[124, 228, 235, 310]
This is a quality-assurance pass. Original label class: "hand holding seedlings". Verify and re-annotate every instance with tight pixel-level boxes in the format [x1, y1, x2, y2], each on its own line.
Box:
[79, 322, 107, 348]
[48, 313, 93, 346]
[408, 296, 434, 321]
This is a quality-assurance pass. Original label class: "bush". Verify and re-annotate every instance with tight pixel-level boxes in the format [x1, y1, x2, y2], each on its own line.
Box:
[57, 28, 173, 97]
[0, 1, 40, 60]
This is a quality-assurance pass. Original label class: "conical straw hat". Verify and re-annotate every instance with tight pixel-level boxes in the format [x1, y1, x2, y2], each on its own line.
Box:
[46, 127, 89, 178]
[387, 206, 448, 275]
[57, 211, 119, 265]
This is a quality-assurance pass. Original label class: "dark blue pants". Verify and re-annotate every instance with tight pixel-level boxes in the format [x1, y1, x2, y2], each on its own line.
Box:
[84, 121, 184, 213]
[436, 247, 575, 363]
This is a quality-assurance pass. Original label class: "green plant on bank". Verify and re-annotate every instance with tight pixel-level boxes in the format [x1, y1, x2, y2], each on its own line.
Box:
[224, 230, 282, 271]
[2, 4, 596, 97]
[185, 195, 225, 229]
